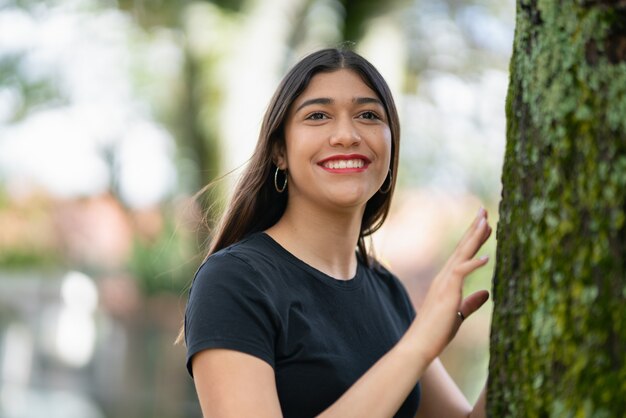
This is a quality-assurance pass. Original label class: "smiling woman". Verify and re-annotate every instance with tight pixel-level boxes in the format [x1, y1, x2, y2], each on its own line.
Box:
[274, 69, 392, 226]
[183, 47, 492, 418]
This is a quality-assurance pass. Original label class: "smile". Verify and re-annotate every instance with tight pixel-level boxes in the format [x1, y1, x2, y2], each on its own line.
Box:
[323, 159, 365, 169]
[317, 154, 371, 172]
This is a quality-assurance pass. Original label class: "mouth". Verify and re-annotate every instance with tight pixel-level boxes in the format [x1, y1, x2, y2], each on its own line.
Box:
[318, 154, 371, 172]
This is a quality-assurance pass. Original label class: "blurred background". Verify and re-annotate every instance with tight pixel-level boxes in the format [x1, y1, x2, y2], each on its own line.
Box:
[0, 0, 513, 416]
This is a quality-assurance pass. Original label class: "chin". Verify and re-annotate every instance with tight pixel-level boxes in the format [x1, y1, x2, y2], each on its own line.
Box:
[325, 188, 374, 209]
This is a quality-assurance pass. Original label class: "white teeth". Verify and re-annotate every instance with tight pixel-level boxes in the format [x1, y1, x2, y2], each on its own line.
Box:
[323, 159, 365, 169]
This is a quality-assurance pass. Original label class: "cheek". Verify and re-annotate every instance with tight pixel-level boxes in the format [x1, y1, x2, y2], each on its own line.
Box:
[377, 130, 393, 162]
[283, 143, 311, 175]
[285, 132, 318, 165]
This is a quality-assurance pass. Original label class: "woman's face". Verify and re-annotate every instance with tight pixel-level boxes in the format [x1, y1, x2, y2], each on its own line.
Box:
[278, 69, 392, 213]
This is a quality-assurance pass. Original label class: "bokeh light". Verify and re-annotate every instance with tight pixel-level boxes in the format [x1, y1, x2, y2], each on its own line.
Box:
[0, 0, 515, 415]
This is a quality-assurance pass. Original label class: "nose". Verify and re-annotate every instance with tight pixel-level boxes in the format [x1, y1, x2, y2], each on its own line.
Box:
[329, 116, 361, 147]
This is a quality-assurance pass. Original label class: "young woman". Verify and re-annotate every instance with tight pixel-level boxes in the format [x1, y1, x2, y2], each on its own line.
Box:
[184, 47, 491, 418]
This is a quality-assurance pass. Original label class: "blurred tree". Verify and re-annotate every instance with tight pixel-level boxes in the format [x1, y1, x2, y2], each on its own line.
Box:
[488, 1, 626, 416]
[129, 213, 198, 295]
[117, 0, 222, 191]
[0, 55, 66, 122]
[334, 0, 407, 42]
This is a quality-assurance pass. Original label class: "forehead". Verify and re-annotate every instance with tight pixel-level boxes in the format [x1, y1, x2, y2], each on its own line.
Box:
[296, 69, 378, 102]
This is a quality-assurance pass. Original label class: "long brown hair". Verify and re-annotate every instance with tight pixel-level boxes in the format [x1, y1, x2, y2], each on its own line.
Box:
[207, 47, 401, 263]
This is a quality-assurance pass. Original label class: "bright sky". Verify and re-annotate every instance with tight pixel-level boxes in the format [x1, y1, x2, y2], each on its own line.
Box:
[0, 1, 179, 208]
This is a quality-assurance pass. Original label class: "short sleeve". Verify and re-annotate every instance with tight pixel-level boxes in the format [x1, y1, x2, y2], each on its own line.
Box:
[184, 252, 279, 377]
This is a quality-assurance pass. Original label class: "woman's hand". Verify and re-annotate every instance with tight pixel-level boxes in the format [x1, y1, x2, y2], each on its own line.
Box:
[407, 207, 492, 364]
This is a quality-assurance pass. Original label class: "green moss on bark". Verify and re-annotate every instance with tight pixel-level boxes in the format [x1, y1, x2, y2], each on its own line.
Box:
[488, 1, 626, 417]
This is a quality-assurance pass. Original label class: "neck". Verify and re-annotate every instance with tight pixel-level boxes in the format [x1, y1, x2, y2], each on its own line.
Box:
[265, 200, 365, 280]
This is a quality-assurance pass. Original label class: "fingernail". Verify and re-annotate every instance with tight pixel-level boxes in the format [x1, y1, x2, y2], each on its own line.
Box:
[478, 217, 486, 228]
[480, 255, 489, 261]
[477, 206, 485, 217]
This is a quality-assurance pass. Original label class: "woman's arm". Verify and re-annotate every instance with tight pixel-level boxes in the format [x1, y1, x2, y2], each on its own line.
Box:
[192, 349, 283, 418]
[192, 209, 491, 418]
[192, 347, 487, 418]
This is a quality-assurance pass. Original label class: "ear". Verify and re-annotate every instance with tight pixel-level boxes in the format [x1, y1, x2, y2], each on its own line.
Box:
[272, 141, 288, 170]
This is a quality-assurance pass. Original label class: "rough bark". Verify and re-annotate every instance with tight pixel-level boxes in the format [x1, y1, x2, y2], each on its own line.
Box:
[488, 1, 626, 417]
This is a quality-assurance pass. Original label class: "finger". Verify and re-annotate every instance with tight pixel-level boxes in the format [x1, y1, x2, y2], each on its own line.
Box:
[447, 212, 491, 266]
[482, 222, 493, 242]
[452, 207, 486, 252]
[477, 225, 492, 251]
[444, 208, 490, 276]
[457, 218, 490, 261]
[459, 290, 490, 319]
[453, 252, 490, 279]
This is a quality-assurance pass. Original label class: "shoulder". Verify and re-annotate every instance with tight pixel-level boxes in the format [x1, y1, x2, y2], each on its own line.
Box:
[190, 233, 280, 298]
[196, 247, 255, 282]
[184, 234, 283, 374]
[208, 232, 280, 271]
[185, 233, 284, 339]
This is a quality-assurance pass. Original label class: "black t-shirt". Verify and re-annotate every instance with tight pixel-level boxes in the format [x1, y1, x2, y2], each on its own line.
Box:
[185, 232, 420, 417]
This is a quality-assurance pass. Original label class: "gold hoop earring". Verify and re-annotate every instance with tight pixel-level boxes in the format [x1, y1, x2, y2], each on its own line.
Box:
[274, 167, 287, 193]
[379, 169, 392, 194]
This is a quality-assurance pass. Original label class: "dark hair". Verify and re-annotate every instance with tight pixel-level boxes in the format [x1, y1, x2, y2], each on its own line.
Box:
[208, 47, 400, 264]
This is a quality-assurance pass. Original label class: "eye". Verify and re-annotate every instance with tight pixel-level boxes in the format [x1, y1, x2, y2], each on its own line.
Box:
[359, 111, 380, 120]
[306, 112, 328, 121]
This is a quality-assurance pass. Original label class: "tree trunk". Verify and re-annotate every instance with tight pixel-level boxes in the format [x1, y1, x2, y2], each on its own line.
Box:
[487, 1, 626, 416]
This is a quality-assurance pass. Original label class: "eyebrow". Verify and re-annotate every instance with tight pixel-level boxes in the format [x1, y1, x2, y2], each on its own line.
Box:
[294, 96, 384, 113]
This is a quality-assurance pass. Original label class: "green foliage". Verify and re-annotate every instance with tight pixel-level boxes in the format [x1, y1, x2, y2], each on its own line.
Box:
[0, 186, 63, 269]
[0, 248, 62, 269]
[0, 53, 67, 122]
[128, 214, 200, 296]
[339, 0, 403, 41]
[0, 186, 9, 209]
[489, 1, 626, 416]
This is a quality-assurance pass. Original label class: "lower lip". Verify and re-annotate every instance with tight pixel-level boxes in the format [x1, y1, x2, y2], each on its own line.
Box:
[318, 164, 369, 173]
